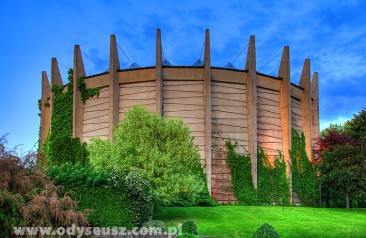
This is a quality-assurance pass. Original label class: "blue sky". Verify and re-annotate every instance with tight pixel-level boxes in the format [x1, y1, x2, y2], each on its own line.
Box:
[0, 0, 365, 152]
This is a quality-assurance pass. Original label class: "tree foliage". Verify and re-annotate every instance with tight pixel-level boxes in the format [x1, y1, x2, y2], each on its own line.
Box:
[319, 144, 366, 208]
[345, 108, 366, 148]
[315, 108, 366, 208]
[314, 129, 360, 162]
[0, 136, 88, 237]
[88, 106, 208, 205]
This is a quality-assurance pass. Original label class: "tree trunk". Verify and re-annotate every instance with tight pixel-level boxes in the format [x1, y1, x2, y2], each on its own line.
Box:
[346, 194, 349, 209]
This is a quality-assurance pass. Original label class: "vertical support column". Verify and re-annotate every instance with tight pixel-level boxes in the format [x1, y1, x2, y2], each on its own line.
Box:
[51, 58, 63, 118]
[299, 59, 312, 160]
[203, 29, 212, 194]
[109, 34, 120, 140]
[40, 71, 51, 149]
[156, 29, 163, 116]
[311, 72, 320, 146]
[278, 46, 292, 200]
[245, 35, 258, 188]
[72, 45, 86, 139]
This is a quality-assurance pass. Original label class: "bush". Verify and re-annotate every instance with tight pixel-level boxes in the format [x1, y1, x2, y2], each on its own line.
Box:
[177, 233, 200, 238]
[124, 170, 155, 226]
[0, 136, 88, 237]
[142, 220, 166, 232]
[252, 223, 280, 238]
[182, 220, 198, 235]
[169, 190, 217, 207]
[47, 163, 133, 227]
[88, 106, 208, 205]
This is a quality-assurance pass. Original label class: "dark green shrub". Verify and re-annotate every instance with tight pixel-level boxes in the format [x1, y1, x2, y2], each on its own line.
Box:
[352, 199, 359, 208]
[182, 220, 198, 235]
[252, 223, 280, 238]
[47, 163, 133, 227]
[177, 233, 199, 238]
[0, 191, 20, 238]
[169, 190, 217, 207]
[142, 220, 166, 232]
[124, 169, 155, 226]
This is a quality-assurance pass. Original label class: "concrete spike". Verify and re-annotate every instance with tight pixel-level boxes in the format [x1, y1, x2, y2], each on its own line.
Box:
[278, 46, 290, 81]
[204, 29, 212, 195]
[278, 46, 292, 201]
[42, 71, 51, 101]
[311, 72, 319, 100]
[109, 34, 120, 140]
[40, 71, 51, 150]
[51, 58, 63, 86]
[312, 72, 320, 147]
[299, 59, 312, 161]
[156, 28, 163, 116]
[72, 45, 86, 139]
[245, 35, 258, 188]
[299, 59, 310, 90]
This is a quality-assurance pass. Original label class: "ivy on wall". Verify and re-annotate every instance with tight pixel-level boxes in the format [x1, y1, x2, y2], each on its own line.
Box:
[290, 128, 319, 206]
[257, 148, 290, 205]
[226, 140, 290, 205]
[43, 69, 87, 166]
[41, 70, 103, 166]
[77, 77, 101, 103]
[226, 140, 258, 205]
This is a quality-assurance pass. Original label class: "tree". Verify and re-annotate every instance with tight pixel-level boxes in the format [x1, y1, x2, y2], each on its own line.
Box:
[0, 135, 88, 237]
[320, 123, 345, 138]
[314, 129, 360, 163]
[345, 108, 366, 146]
[319, 144, 366, 208]
[314, 108, 366, 208]
[88, 106, 208, 205]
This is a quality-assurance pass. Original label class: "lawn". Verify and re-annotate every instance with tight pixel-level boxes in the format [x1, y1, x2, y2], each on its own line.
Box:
[154, 206, 366, 238]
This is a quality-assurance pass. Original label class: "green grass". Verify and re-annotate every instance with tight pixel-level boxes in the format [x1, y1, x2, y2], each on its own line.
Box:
[154, 206, 366, 238]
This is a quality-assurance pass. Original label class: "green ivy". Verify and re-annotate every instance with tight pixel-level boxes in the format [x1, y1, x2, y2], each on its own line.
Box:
[43, 69, 88, 166]
[41, 69, 102, 166]
[226, 140, 258, 205]
[290, 128, 319, 206]
[257, 148, 290, 206]
[77, 77, 101, 104]
[226, 141, 290, 205]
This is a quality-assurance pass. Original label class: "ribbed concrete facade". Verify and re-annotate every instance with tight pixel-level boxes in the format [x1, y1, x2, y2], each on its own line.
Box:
[39, 29, 320, 203]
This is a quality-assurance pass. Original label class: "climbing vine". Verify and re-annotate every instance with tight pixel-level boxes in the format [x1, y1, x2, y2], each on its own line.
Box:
[77, 77, 101, 103]
[43, 69, 88, 166]
[226, 140, 258, 205]
[290, 128, 319, 206]
[257, 148, 290, 205]
[226, 140, 290, 205]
